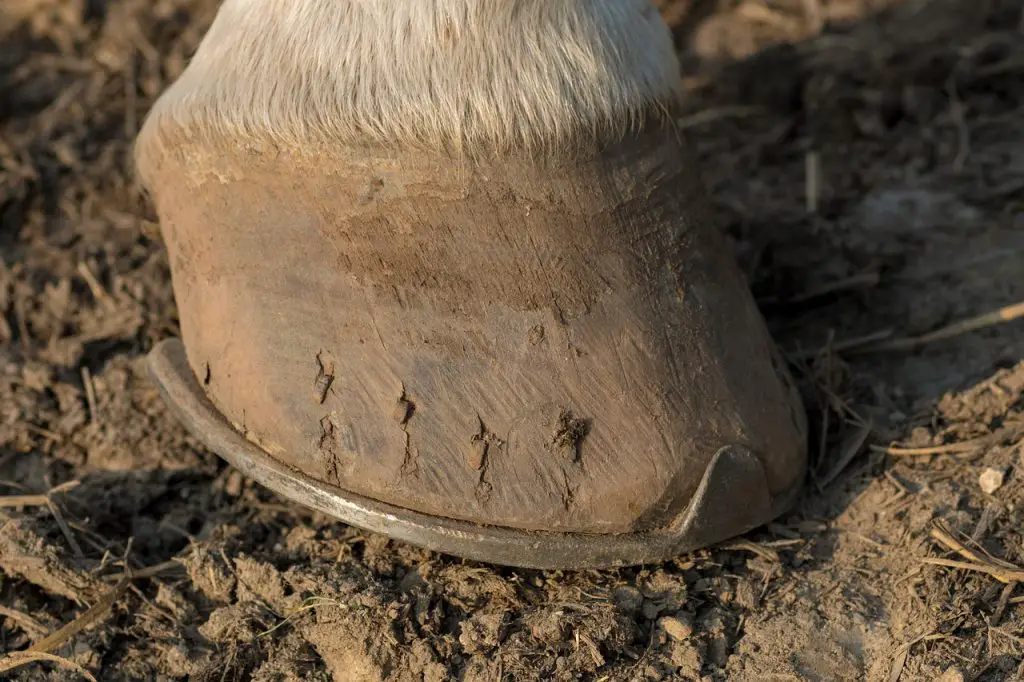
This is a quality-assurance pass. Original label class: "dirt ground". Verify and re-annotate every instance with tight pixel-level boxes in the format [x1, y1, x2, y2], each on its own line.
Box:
[1, 0, 1023, 680]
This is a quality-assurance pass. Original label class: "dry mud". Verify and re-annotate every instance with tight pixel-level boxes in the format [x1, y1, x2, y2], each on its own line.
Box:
[1, 0, 1023, 680]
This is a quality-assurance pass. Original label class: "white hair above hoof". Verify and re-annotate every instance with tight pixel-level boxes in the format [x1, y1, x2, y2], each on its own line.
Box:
[135, 0, 682, 184]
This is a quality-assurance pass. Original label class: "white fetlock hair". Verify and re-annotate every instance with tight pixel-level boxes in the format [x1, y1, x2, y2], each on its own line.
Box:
[136, 0, 682, 179]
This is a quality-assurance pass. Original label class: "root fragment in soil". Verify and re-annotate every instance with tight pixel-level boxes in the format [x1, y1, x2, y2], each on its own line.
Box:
[27, 578, 131, 654]
[922, 521, 1024, 585]
[0, 651, 99, 682]
[873, 422, 1024, 457]
[0, 479, 79, 508]
[849, 300, 1024, 356]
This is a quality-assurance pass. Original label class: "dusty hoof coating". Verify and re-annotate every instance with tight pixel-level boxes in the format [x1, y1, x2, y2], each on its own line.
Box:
[140, 128, 808, 569]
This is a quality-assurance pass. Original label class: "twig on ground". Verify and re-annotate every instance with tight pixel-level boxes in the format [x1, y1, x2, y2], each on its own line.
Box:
[992, 583, 1015, 626]
[763, 538, 805, 549]
[971, 503, 999, 544]
[923, 557, 1024, 584]
[849, 301, 1024, 355]
[882, 470, 911, 508]
[718, 539, 781, 563]
[76, 261, 116, 311]
[933, 522, 1020, 571]
[23, 423, 63, 444]
[102, 558, 183, 582]
[29, 578, 131, 654]
[930, 523, 992, 565]
[81, 367, 99, 424]
[0, 479, 79, 508]
[0, 480, 83, 556]
[0, 605, 49, 638]
[0, 553, 184, 679]
[922, 522, 1024, 584]
[0, 493, 51, 508]
[48, 497, 84, 559]
[0, 651, 98, 681]
[791, 328, 895, 360]
[872, 422, 1024, 457]
[797, 300, 1024, 361]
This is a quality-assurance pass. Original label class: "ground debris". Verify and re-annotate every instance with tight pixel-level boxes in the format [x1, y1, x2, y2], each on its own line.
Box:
[0, 510, 103, 605]
[2, 0, 1024, 679]
[979, 466, 1006, 494]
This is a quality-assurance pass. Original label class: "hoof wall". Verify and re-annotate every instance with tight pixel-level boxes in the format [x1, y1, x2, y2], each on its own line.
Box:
[149, 338, 802, 569]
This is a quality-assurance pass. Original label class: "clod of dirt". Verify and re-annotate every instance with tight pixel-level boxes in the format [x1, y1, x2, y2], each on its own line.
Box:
[183, 545, 238, 603]
[935, 666, 968, 682]
[658, 614, 695, 641]
[249, 632, 330, 682]
[726, 608, 881, 682]
[198, 602, 269, 643]
[979, 466, 1006, 494]
[458, 612, 508, 653]
[667, 639, 705, 678]
[462, 656, 503, 682]
[613, 585, 643, 613]
[639, 570, 687, 619]
[234, 555, 288, 604]
[150, 638, 214, 679]
[154, 582, 195, 621]
[699, 607, 734, 668]
[0, 510, 102, 604]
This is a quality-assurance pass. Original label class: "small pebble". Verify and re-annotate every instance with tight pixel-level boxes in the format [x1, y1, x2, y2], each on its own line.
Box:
[224, 470, 244, 497]
[979, 467, 1005, 495]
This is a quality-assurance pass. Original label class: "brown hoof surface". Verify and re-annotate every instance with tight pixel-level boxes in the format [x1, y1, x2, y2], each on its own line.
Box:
[150, 338, 802, 568]
[140, 122, 808, 567]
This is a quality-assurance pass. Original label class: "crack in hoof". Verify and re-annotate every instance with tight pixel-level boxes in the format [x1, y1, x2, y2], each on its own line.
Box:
[470, 416, 504, 504]
[396, 385, 419, 479]
[561, 468, 580, 511]
[393, 396, 414, 425]
[317, 415, 341, 485]
[312, 351, 335, 404]
[400, 431, 419, 479]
